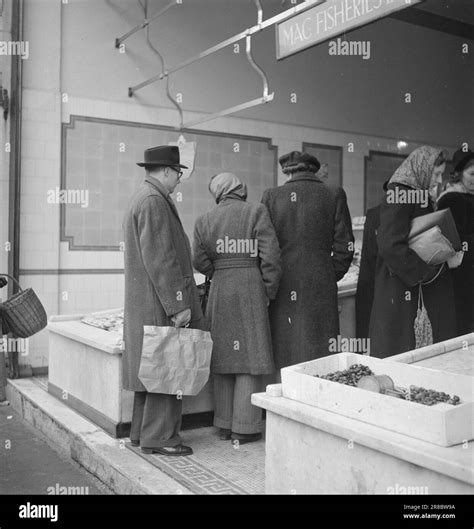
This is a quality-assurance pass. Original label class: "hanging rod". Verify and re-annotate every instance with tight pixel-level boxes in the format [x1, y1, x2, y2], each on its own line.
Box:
[182, 94, 274, 130]
[181, 32, 274, 130]
[115, 0, 177, 48]
[245, 35, 269, 99]
[141, 0, 184, 128]
[128, 0, 325, 95]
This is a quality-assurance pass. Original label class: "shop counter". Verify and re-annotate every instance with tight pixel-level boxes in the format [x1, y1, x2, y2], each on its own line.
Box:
[47, 278, 357, 438]
[252, 333, 474, 494]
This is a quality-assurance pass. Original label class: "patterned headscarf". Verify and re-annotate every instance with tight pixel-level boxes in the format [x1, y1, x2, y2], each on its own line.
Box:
[389, 146, 442, 190]
[209, 172, 248, 204]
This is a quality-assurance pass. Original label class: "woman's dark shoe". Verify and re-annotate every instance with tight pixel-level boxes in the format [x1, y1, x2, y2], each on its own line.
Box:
[231, 433, 262, 445]
[130, 439, 140, 447]
[141, 444, 193, 456]
[218, 428, 232, 440]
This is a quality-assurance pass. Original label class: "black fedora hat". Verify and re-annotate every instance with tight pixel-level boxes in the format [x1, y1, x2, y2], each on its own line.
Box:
[137, 145, 188, 168]
[452, 148, 474, 173]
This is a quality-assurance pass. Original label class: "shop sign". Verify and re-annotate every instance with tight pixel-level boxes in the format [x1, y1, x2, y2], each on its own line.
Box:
[276, 0, 422, 59]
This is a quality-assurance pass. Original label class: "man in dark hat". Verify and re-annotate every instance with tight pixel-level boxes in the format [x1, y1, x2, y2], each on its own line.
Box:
[262, 151, 354, 372]
[122, 146, 204, 456]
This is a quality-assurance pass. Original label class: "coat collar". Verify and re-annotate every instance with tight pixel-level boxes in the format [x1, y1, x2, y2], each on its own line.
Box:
[145, 175, 170, 199]
[219, 195, 246, 205]
[284, 172, 324, 184]
[144, 176, 182, 222]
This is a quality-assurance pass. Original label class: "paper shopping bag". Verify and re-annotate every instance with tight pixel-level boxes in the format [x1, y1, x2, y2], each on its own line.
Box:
[138, 326, 212, 396]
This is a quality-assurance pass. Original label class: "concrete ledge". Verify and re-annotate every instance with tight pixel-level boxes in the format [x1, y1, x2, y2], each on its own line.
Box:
[252, 392, 474, 487]
[6, 378, 193, 495]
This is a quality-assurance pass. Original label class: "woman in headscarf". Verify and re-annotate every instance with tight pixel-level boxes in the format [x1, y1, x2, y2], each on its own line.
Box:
[437, 148, 474, 335]
[369, 146, 457, 357]
[193, 173, 281, 445]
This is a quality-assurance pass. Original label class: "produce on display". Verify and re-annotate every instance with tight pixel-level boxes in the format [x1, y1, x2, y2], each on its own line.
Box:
[314, 363, 461, 406]
[81, 311, 124, 334]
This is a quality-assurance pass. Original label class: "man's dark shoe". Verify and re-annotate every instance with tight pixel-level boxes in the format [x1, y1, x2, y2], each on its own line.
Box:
[141, 444, 193, 456]
[218, 428, 232, 440]
[231, 433, 262, 445]
[130, 439, 140, 447]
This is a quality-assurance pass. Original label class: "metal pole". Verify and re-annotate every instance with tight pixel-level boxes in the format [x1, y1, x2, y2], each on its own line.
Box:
[115, 0, 177, 48]
[182, 93, 274, 130]
[129, 0, 325, 94]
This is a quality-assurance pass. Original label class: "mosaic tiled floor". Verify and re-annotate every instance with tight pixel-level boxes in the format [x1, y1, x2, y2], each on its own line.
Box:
[32, 376, 265, 495]
[127, 427, 265, 495]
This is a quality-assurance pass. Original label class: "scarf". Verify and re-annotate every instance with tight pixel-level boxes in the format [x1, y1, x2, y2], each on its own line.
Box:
[389, 146, 442, 190]
[209, 172, 248, 204]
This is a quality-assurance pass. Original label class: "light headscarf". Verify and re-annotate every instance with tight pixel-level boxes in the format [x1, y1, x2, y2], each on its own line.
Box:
[389, 146, 442, 190]
[209, 172, 248, 204]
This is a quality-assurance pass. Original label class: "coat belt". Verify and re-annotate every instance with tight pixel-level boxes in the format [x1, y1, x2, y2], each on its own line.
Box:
[214, 257, 258, 270]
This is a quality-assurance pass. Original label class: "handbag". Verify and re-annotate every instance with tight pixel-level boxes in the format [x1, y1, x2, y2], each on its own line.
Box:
[138, 325, 213, 396]
[408, 226, 456, 265]
[196, 277, 211, 315]
[414, 285, 433, 349]
[0, 274, 47, 338]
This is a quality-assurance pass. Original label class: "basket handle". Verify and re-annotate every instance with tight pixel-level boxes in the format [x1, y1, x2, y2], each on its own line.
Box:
[0, 274, 23, 293]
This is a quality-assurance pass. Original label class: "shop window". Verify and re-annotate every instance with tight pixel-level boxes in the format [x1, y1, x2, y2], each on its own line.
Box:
[61, 116, 277, 250]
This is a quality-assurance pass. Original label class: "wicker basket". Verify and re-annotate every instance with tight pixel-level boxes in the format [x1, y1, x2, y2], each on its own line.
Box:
[0, 274, 48, 338]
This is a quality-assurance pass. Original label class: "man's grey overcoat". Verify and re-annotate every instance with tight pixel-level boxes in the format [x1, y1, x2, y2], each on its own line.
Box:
[122, 176, 204, 392]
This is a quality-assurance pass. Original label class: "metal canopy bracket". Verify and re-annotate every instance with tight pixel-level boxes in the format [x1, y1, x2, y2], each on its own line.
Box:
[115, 0, 177, 48]
[182, 32, 274, 130]
[122, 0, 323, 128]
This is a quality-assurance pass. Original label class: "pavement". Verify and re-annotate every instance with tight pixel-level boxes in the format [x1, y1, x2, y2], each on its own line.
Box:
[0, 402, 111, 495]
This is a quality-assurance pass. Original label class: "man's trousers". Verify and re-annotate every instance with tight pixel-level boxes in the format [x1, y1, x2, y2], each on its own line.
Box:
[130, 391, 183, 448]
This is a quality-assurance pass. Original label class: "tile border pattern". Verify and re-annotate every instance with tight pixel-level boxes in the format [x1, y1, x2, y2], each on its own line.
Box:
[61, 115, 278, 251]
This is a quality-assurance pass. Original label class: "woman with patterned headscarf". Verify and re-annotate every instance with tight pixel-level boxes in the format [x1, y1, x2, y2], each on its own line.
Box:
[368, 146, 457, 357]
[193, 172, 281, 445]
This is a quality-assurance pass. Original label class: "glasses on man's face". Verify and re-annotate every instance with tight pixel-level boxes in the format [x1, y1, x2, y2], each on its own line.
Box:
[173, 167, 184, 179]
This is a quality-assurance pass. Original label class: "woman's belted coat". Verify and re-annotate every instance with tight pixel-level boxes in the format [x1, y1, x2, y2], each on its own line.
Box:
[193, 197, 281, 375]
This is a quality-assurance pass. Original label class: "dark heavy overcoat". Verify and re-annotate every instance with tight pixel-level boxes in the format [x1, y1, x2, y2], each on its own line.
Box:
[192, 197, 281, 375]
[261, 173, 354, 369]
[369, 183, 457, 358]
[437, 191, 474, 335]
[355, 205, 381, 339]
[122, 176, 204, 392]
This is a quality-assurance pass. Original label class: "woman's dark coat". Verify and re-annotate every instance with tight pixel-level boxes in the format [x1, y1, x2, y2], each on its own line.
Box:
[369, 183, 457, 358]
[192, 197, 281, 375]
[437, 192, 474, 335]
[261, 173, 354, 369]
[356, 205, 381, 339]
